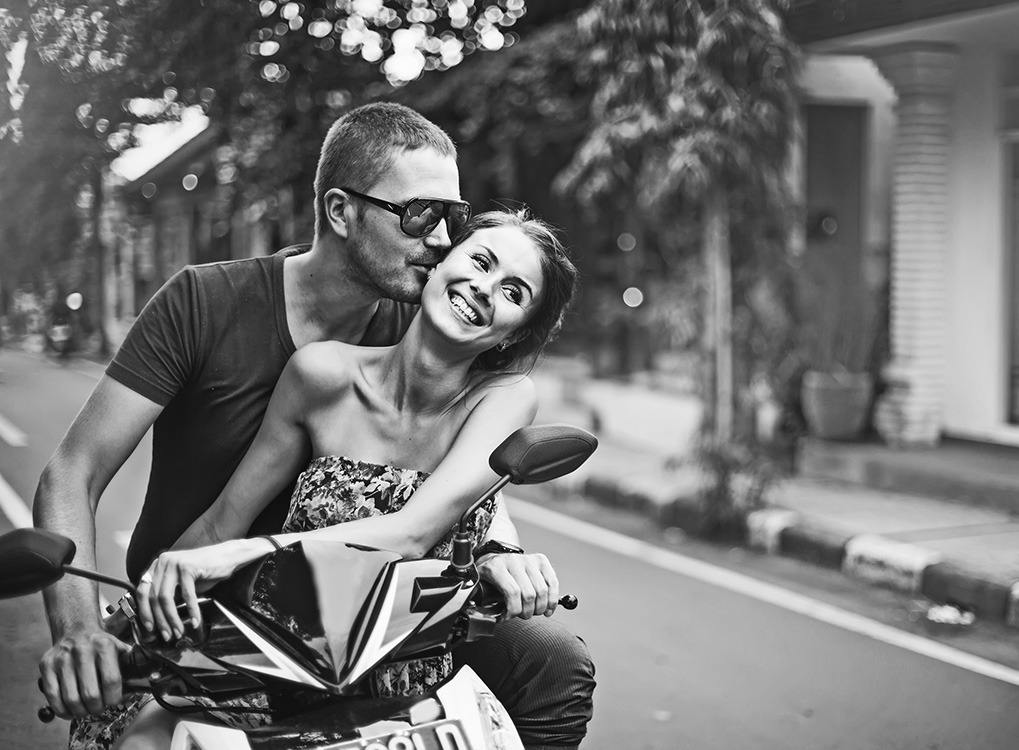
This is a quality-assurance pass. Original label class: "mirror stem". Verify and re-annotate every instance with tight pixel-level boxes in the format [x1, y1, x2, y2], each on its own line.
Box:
[459, 475, 512, 534]
[447, 475, 513, 578]
[63, 564, 137, 598]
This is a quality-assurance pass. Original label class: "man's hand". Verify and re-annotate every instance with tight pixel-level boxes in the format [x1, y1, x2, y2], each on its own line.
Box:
[38, 623, 131, 719]
[476, 552, 560, 620]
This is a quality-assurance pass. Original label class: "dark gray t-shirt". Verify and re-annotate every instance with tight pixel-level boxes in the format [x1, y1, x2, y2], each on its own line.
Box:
[107, 247, 416, 581]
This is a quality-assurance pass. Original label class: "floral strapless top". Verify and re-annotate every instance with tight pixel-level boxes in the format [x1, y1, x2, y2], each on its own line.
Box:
[282, 455, 498, 696]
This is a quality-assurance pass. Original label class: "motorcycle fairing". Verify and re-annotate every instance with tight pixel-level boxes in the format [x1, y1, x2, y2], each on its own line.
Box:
[202, 541, 478, 694]
[169, 665, 522, 750]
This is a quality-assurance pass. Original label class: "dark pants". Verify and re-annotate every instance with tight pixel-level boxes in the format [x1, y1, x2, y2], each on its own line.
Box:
[453, 617, 596, 750]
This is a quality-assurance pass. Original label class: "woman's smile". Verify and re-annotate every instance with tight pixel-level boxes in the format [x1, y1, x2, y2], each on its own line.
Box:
[448, 291, 484, 326]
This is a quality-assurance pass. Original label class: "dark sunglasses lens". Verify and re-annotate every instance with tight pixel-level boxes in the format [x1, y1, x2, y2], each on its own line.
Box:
[402, 199, 444, 237]
[447, 203, 471, 235]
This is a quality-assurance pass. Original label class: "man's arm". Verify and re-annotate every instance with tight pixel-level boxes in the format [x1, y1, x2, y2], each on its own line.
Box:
[34, 376, 163, 719]
[476, 498, 561, 621]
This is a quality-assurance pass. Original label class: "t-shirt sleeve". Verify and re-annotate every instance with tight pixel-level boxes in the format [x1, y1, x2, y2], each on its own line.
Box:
[106, 268, 202, 406]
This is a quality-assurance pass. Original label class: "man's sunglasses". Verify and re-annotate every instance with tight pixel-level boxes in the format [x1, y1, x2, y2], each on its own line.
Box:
[342, 187, 472, 239]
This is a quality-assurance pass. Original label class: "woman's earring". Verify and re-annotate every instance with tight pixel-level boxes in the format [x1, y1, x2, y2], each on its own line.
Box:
[496, 341, 509, 352]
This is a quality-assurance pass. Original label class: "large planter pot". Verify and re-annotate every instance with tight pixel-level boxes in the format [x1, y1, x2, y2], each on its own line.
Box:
[801, 370, 874, 441]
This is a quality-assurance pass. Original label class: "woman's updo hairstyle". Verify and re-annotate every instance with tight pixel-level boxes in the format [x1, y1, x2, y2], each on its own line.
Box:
[453, 209, 578, 374]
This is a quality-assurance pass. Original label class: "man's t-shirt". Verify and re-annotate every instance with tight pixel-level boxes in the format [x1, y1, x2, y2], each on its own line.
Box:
[107, 247, 416, 582]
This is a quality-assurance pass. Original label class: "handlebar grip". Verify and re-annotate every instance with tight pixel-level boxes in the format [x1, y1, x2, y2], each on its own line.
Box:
[475, 581, 579, 611]
[36, 646, 156, 724]
[119, 645, 157, 681]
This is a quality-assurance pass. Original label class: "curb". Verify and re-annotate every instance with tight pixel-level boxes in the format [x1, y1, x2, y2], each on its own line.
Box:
[569, 470, 1019, 630]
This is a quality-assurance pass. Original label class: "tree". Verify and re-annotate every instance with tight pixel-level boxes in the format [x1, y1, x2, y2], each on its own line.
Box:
[554, 0, 800, 446]
[0, 0, 535, 330]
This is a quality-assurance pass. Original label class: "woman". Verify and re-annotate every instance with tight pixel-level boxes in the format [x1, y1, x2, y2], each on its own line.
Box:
[87, 209, 578, 749]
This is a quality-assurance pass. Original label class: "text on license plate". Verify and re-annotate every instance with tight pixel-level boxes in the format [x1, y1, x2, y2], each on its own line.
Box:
[331, 719, 470, 750]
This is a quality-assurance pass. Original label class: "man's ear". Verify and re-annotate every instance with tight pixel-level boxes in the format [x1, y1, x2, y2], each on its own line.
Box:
[323, 188, 352, 239]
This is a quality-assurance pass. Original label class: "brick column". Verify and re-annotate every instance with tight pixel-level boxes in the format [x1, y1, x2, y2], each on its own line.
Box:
[871, 44, 958, 447]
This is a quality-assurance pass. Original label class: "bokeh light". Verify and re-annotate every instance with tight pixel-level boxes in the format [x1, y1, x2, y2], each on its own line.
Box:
[617, 232, 637, 252]
[623, 287, 644, 308]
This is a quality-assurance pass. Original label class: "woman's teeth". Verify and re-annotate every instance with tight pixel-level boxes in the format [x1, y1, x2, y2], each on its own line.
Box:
[450, 293, 481, 325]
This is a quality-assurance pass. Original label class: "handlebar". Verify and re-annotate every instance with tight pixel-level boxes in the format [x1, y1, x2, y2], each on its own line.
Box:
[473, 581, 579, 612]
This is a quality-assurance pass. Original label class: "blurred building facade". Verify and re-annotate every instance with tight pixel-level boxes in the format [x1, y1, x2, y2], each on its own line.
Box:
[790, 0, 1019, 447]
[103, 121, 298, 331]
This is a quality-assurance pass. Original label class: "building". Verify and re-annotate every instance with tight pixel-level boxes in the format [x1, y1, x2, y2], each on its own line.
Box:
[789, 0, 1019, 446]
[107, 117, 298, 324]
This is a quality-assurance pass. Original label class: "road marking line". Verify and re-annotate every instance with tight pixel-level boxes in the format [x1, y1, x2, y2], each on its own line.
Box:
[0, 470, 33, 528]
[0, 410, 27, 447]
[508, 497, 1019, 688]
[0, 468, 111, 611]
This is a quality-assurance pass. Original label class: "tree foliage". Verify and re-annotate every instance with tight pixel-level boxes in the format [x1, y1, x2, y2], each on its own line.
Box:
[0, 0, 533, 288]
[556, 0, 799, 218]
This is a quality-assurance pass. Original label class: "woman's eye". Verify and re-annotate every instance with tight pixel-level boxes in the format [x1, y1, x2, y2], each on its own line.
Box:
[472, 254, 490, 271]
[504, 286, 523, 304]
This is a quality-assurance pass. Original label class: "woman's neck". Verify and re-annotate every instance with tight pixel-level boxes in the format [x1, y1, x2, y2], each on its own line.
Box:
[372, 317, 476, 415]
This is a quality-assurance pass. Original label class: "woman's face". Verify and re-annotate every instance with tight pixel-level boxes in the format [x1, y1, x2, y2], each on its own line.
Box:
[421, 225, 545, 354]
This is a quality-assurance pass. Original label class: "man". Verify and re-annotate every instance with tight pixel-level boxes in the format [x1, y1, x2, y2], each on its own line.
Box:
[34, 102, 594, 750]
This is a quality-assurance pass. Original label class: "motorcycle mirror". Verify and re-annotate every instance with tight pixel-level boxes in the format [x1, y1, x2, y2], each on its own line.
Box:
[489, 424, 598, 485]
[0, 528, 76, 598]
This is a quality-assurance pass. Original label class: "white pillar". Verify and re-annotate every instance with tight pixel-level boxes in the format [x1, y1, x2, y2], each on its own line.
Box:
[871, 44, 958, 447]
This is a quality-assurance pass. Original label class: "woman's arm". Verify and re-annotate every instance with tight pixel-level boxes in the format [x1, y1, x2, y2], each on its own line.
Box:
[273, 374, 537, 554]
[137, 348, 322, 640]
[142, 371, 539, 639]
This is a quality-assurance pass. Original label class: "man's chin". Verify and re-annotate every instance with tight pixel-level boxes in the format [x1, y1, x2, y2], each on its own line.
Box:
[382, 281, 425, 305]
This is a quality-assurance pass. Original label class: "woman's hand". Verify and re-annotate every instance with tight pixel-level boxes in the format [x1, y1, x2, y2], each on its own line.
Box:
[135, 539, 273, 641]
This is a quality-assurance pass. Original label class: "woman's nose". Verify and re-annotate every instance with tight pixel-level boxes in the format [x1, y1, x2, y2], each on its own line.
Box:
[469, 279, 493, 304]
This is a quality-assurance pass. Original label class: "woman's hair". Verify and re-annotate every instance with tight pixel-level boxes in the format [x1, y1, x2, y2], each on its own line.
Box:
[455, 209, 579, 374]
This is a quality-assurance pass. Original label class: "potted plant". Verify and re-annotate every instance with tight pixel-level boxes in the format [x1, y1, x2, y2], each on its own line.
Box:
[799, 283, 881, 441]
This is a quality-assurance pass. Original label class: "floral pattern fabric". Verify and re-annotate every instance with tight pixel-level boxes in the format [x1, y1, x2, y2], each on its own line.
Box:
[69, 455, 496, 748]
[283, 455, 497, 697]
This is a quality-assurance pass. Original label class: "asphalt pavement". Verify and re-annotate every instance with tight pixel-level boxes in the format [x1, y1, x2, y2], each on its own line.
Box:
[1, 347, 1018, 749]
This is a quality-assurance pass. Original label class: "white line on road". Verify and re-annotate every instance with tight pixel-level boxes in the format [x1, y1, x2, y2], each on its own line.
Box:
[0, 410, 27, 447]
[113, 530, 132, 550]
[0, 469, 33, 528]
[508, 497, 1019, 689]
[0, 468, 111, 611]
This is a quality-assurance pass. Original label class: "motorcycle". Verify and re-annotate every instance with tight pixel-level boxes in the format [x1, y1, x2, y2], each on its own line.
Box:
[46, 315, 73, 358]
[0, 423, 598, 750]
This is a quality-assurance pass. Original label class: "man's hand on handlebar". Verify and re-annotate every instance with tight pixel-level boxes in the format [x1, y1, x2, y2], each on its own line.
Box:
[475, 552, 560, 621]
[38, 623, 131, 719]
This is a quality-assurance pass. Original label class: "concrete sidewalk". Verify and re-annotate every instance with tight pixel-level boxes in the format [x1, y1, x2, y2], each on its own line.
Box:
[531, 362, 1019, 631]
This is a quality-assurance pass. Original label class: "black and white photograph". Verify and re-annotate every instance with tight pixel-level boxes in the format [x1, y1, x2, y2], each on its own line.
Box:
[1, 1, 1018, 748]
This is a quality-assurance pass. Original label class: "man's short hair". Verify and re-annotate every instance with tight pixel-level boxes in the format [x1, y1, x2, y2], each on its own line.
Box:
[314, 102, 457, 237]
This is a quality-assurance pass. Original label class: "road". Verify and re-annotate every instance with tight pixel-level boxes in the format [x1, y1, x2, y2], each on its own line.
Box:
[0, 348, 1017, 749]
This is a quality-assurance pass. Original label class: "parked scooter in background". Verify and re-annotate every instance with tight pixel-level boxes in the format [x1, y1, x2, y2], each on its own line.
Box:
[45, 292, 82, 360]
[0, 423, 598, 750]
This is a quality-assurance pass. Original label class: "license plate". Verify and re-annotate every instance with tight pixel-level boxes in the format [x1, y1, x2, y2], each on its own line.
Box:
[328, 719, 470, 750]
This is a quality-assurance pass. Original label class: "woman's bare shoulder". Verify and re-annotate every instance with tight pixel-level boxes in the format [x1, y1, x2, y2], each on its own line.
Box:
[286, 341, 384, 395]
[464, 372, 536, 411]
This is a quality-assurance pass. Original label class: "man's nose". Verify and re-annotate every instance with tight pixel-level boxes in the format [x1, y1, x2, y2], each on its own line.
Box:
[423, 218, 452, 252]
